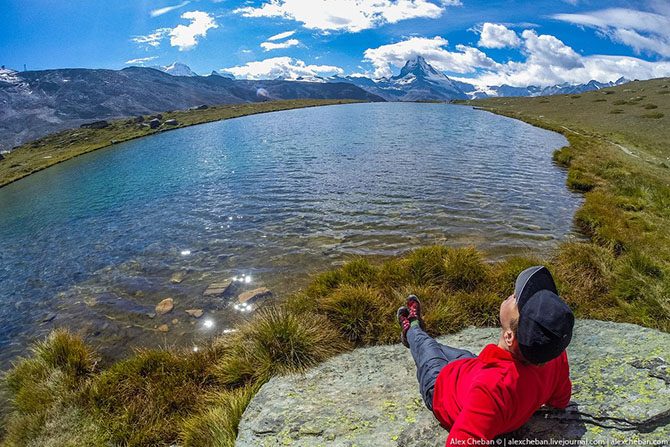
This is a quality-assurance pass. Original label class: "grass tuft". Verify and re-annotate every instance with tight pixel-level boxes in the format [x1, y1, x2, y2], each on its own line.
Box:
[443, 246, 489, 292]
[214, 307, 347, 386]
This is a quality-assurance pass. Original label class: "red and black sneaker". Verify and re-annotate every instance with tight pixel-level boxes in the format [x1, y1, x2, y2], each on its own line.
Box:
[397, 306, 411, 348]
[407, 295, 426, 331]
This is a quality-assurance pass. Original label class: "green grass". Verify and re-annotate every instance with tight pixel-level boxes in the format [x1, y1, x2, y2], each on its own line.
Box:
[0, 99, 364, 189]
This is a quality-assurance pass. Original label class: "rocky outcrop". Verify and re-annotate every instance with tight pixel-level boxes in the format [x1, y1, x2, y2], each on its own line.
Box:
[237, 320, 670, 446]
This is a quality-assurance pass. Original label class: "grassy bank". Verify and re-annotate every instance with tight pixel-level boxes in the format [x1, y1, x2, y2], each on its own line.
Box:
[459, 77, 670, 330]
[0, 99, 362, 189]
[3, 79, 670, 446]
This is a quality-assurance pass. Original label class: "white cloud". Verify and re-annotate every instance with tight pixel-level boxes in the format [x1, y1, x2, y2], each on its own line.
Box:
[267, 30, 296, 41]
[363, 36, 500, 77]
[125, 56, 159, 65]
[170, 11, 218, 51]
[222, 57, 343, 79]
[463, 29, 670, 87]
[261, 38, 300, 51]
[478, 23, 520, 49]
[553, 8, 670, 57]
[132, 11, 217, 51]
[131, 28, 171, 48]
[235, 0, 459, 32]
[150, 1, 190, 18]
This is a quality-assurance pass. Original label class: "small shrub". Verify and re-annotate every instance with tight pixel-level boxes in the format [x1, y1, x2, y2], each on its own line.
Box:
[604, 90, 615, 95]
[571, 95, 581, 99]
[443, 246, 489, 292]
[641, 112, 664, 119]
[592, 98, 607, 103]
[643, 104, 658, 109]
[539, 99, 550, 103]
[612, 100, 628, 106]
[423, 298, 469, 336]
[609, 109, 624, 114]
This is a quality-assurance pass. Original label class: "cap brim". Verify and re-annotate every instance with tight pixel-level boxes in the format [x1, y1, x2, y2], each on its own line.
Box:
[515, 266, 558, 310]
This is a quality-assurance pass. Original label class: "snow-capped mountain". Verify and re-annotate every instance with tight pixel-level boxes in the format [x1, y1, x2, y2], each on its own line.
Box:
[327, 56, 469, 101]
[209, 70, 235, 79]
[153, 62, 198, 77]
[328, 56, 630, 101]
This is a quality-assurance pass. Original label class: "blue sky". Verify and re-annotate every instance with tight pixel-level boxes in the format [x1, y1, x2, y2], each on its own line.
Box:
[2, 0, 670, 86]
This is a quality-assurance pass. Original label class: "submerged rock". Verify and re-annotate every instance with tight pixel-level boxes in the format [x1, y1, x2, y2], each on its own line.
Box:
[185, 309, 203, 318]
[155, 298, 174, 315]
[203, 279, 236, 297]
[170, 271, 186, 284]
[237, 320, 670, 446]
[237, 287, 272, 304]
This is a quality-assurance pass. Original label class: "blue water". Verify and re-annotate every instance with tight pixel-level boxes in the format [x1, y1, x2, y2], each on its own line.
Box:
[0, 103, 581, 366]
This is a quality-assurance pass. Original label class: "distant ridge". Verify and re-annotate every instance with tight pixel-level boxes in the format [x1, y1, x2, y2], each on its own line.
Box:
[0, 66, 383, 150]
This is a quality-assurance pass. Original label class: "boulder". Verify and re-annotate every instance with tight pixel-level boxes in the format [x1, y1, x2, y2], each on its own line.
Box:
[196, 104, 208, 110]
[157, 324, 169, 333]
[80, 120, 110, 129]
[155, 298, 174, 315]
[0, 153, 4, 161]
[148, 118, 160, 129]
[134, 115, 145, 123]
[164, 119, 178, 126]
[237, 320, 670, 446]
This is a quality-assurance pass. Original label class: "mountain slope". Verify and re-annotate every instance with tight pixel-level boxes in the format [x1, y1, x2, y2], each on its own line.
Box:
[0, 67, 383, 150]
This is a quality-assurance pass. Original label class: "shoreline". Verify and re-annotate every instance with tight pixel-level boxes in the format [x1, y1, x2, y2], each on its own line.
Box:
[0, 99, 365, 190]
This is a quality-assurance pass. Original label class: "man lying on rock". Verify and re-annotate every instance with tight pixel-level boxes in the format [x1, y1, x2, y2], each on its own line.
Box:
[397, 266, 574, 445]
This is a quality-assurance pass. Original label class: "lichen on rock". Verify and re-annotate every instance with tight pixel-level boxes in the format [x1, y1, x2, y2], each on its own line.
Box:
[236, 320, 670, 446]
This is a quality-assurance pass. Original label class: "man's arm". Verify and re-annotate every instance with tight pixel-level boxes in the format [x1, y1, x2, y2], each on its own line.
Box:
[445, 384, 503, 446]
[546, 351, 571, 409]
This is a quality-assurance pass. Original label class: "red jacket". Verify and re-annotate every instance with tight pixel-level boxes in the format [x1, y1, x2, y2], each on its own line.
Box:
[432, 344, 571, 446]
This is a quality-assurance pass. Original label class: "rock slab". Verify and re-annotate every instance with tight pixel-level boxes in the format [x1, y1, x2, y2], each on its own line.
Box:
[236, 320, 670, 446]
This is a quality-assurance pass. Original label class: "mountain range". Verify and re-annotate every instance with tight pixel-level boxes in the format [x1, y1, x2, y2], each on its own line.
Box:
[1, 56, 631, 150]
[324, 56, 629, 101]
[0, 66, 382, 150]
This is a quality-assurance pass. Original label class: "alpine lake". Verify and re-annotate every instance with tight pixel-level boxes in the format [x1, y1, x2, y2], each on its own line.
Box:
[0, 102, 583, 368]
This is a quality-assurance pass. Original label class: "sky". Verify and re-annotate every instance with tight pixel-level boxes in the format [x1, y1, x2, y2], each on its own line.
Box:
[1, 0, 670, 87]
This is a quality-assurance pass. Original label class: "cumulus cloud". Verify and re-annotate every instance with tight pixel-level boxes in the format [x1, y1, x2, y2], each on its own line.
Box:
[261, 38, 300, 51]
[132, 11, 217, 51]
[553, 8, 670, 57]
[267, 30, 296, 41]
[363, 36, 500, 77]
[222, 57, 343, 79]
[462, 29, 670, 87]
[478, 23, 520, 49]
[170, 11, 218, 51]
[235, 0, 459, 32]
[150, 1, 190, 18]
[125, 56, 159, 65]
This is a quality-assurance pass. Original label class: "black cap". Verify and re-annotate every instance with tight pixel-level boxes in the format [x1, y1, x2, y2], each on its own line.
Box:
[514, 266, 574, 364]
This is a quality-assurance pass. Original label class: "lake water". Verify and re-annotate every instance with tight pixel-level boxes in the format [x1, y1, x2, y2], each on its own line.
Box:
[0, 103, 582, 367]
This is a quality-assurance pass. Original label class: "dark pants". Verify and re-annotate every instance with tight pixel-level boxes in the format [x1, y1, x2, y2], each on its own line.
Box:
[407, 325, 476, 411]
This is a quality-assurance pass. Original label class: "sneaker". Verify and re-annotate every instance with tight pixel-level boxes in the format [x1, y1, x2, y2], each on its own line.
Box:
[407, 295, 426, 331]
[397, 306, 411, 348]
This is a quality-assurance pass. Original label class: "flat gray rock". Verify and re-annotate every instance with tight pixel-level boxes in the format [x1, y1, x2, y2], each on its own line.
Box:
[236, 320, 670, 446]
